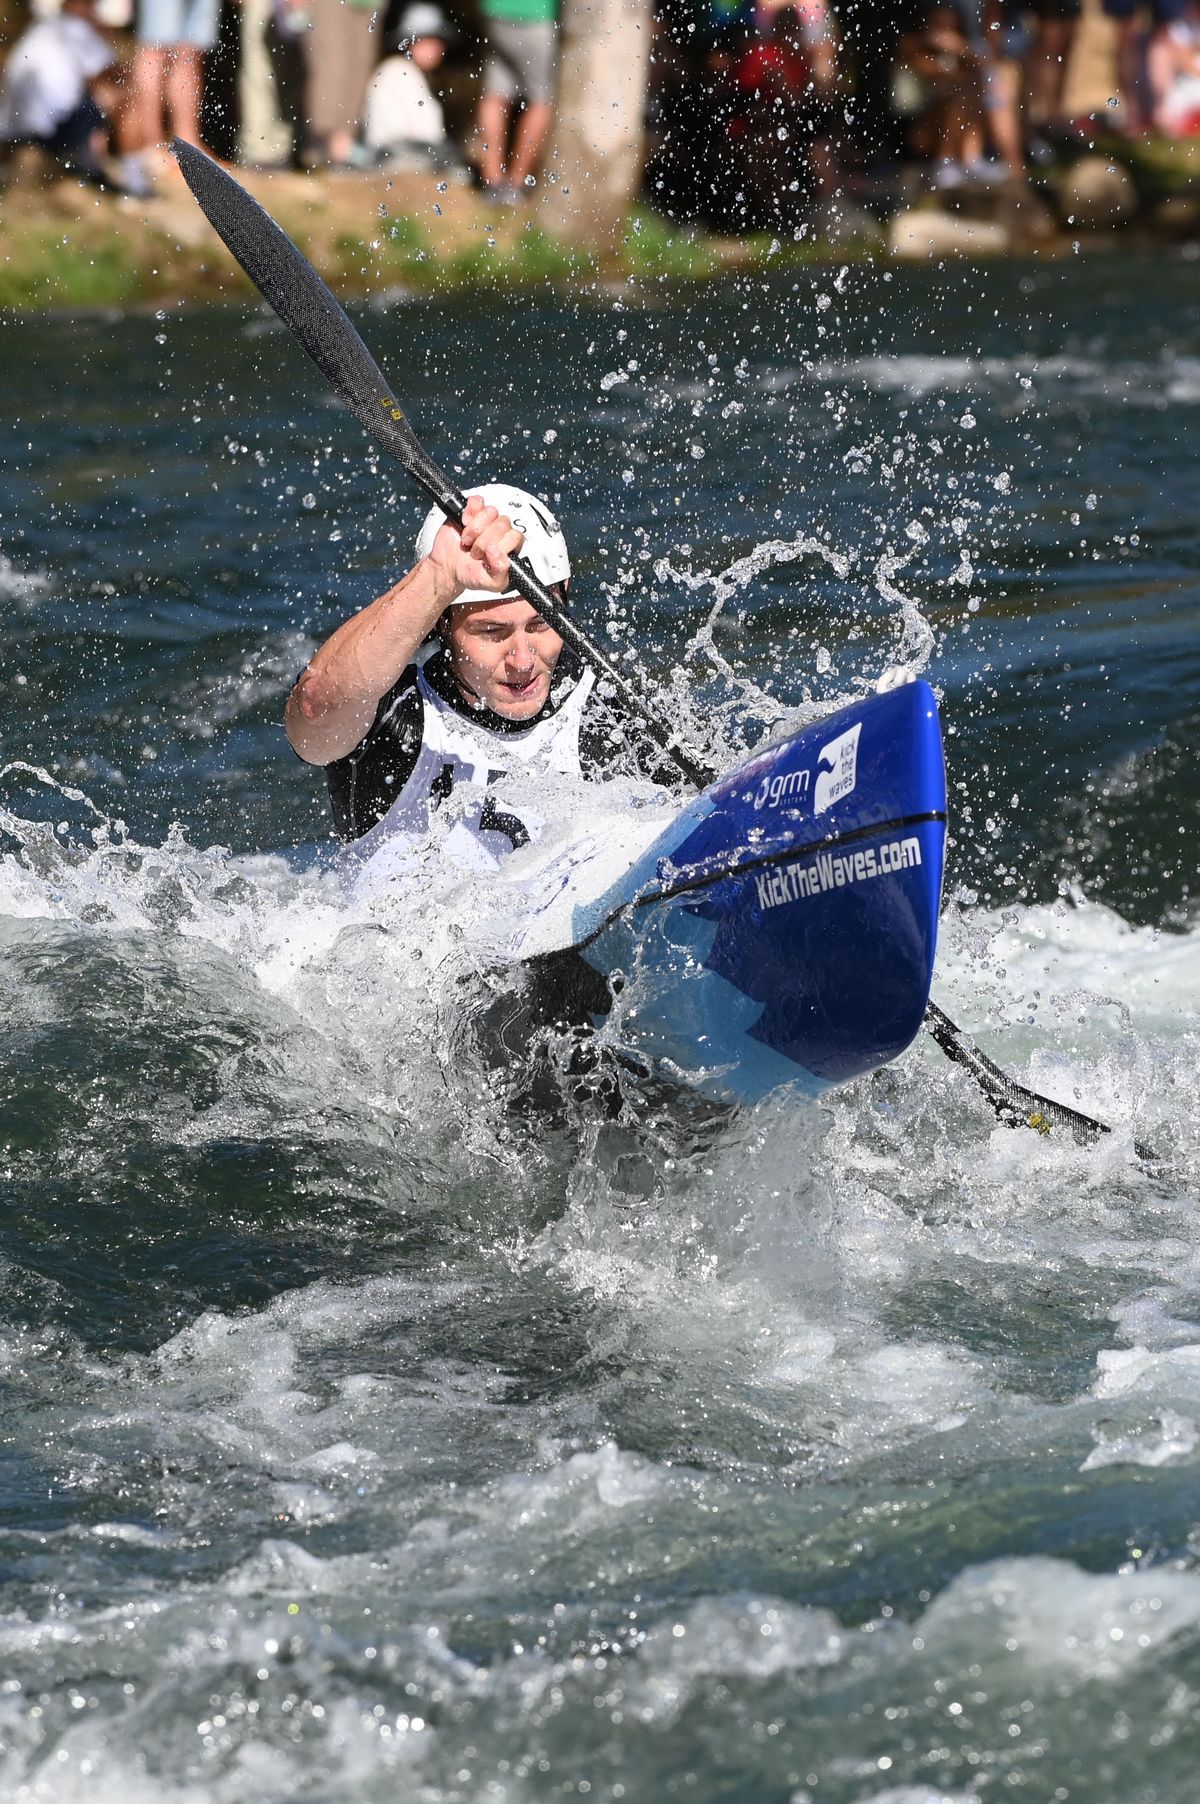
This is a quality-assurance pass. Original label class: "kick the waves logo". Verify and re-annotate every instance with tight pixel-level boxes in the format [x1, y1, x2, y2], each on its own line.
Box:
[751, 720, 863, 814]
[814, 722, 862, 815]
[754, 834, 923, 911]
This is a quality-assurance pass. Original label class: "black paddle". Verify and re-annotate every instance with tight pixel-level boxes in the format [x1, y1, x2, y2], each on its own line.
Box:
[925, 999, 1156, 1160]
[170, 140, 711, 790]
[170, 141, 1151, 1159]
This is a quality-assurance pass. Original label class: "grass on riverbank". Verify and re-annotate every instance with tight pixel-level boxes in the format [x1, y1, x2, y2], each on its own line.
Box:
[0, 163, 873, 313]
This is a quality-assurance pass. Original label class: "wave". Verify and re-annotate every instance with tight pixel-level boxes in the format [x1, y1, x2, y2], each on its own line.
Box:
[786, 350, 1200, 407]
[0, 553, 53, 610]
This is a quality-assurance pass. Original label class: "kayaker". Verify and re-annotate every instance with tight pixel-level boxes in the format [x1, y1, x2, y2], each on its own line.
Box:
[286, 483, 676, 861]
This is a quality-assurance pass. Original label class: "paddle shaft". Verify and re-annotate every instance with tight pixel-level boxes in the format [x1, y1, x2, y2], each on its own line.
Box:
[171, 140, 713, 791]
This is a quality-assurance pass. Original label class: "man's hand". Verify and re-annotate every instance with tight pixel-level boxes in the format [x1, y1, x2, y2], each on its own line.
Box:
[426, 494, 526, 600]
[285, 498, 529, 766]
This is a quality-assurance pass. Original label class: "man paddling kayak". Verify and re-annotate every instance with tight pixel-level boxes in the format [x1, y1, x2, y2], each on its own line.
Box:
[286, 484, 675, 865]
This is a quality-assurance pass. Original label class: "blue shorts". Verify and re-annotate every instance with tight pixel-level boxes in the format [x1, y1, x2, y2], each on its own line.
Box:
[137, 0, 220, 49]
[1103, 0, 1187, 20]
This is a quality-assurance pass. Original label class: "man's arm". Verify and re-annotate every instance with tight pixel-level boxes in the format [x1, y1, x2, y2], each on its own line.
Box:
[285, 496, 523, 766]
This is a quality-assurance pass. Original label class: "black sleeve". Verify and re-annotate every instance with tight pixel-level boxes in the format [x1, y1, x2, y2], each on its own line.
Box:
[325, 667, 424, 841]
[578, 685, 688, 791]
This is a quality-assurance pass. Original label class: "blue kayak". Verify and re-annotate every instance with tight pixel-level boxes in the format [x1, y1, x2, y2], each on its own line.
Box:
[536, 679, 947, 1106]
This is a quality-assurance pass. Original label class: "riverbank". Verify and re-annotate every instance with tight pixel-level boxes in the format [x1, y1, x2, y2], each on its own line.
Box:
[1, 138, 1197, 311]
[0, 159, 855, 312]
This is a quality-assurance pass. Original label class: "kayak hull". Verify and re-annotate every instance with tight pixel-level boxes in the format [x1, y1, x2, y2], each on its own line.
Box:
[567, 680, 947, 1106]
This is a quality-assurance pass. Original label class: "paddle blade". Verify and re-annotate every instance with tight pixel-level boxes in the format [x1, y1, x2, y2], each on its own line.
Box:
[172, 139, 455, 505]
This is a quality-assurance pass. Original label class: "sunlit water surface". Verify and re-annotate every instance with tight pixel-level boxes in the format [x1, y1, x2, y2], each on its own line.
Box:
[1, 254, 1199, 1803]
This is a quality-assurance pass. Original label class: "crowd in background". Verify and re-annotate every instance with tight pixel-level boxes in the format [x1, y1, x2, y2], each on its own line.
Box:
[3, 0, 1200, 225]
[649, 0, 1200, 232]
[0, 0, 552, 197]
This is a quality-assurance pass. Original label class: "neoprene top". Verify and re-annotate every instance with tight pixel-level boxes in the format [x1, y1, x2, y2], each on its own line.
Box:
[326, 644, 676, 841]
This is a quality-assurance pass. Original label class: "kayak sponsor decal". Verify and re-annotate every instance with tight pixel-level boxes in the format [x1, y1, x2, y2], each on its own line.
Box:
[814, 722, 862, 814]
[753, 765, 811, 811]
[753, 834, 922, 910]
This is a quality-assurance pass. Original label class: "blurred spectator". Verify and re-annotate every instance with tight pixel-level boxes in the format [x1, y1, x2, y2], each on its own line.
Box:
[1150, 0, 1200, 130]
[644, 12, 741, 224]
[474, 0, 557, 201]
[729, 2, 850, 228]
[362, 0, 464, 170]
[969, 0, 1026, 178]
[1104, 0, 1189, 132]
[196, 0, 306, 165]
[761, 0, 838, 87]
[123, 0, 220, 191]
[892, 2, 999, 183]
[302, 0, 379, 167]
[647, 0, 872, 234]
[239, 0, 306, 165]
[832, 0, 908, 167]
[1020, 0, 1080, 133]
[0, 0, 118, 184]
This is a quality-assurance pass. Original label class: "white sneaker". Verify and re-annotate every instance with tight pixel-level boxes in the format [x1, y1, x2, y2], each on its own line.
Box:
[120, 153, 154, 199]
[963, 157, 1005, 186]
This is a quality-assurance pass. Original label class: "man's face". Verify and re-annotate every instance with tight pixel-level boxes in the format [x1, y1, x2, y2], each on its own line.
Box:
[445, 596, 564, 720]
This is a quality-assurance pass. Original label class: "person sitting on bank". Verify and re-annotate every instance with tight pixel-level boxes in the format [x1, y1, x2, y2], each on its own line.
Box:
[360, 1, 466, 174]
[285, 486, 676, 873]
[0, 0, 119, 187]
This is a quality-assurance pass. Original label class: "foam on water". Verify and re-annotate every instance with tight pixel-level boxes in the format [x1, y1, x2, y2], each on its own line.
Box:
[803, 349, 1200, 411]
[0, 554, 53, 610]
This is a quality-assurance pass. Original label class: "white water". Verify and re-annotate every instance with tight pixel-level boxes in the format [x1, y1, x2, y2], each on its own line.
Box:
[4, 269, 1200, 1799]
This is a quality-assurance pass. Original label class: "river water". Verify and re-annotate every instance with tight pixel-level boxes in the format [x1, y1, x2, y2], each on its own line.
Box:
[1, 251, 1199, 1803]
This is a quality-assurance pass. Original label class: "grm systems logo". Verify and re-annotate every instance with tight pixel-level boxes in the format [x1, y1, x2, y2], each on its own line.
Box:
[752, 766, 811, 812]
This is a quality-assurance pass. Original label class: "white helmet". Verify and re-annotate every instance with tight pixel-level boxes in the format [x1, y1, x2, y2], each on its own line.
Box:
[414, 482, 570, 606]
